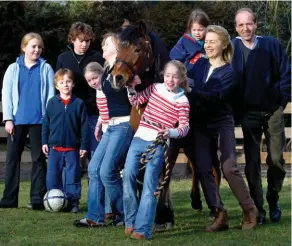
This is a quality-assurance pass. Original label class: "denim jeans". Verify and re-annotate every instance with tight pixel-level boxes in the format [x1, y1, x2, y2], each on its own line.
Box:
[47, 149, 81, 205]
[87, 115, 99, 160]
[86, 122, 134, 223]
[123, 137, 165, 239]
[242, 106, 286, 216]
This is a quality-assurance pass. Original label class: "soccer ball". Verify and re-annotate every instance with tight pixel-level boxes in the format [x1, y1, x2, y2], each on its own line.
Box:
[43, 189, 68, 212]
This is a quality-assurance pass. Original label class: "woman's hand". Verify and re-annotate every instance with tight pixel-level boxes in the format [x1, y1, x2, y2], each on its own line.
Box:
[128, 75, 141, 88]
[5, 121, 14, 135]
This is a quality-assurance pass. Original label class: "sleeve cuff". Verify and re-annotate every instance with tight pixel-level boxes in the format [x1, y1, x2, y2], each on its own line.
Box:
[168, 128, 179, 138]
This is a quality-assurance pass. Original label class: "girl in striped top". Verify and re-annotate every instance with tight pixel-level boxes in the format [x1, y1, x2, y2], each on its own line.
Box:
[84, 62, 109, 140]
[123, 60, 190, 240]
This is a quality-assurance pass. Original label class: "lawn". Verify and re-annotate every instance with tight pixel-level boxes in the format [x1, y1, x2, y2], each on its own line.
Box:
[0, 178, 291, 246]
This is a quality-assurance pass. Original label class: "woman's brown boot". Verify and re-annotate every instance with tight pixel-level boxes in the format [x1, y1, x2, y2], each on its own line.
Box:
[206, 209, 229, 232]
[242, 204, 258, 230]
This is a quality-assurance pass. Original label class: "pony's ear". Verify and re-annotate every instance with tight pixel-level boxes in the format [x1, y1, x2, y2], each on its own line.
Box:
[137, 21, 147, 37]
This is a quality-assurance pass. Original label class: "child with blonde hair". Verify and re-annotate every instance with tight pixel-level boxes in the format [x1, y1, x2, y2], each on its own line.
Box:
[123, 60, 190, 239]
[42, 69, 88, 213]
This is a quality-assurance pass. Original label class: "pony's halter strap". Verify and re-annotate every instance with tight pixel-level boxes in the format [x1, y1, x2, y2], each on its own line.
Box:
[115, 58, 136, 77]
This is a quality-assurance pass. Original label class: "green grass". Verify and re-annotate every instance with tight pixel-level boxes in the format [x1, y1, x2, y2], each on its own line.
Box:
[0, 178, 291, 246]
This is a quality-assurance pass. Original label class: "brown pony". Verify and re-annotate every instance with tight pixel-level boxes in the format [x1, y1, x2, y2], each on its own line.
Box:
[111, 22, 221, 230]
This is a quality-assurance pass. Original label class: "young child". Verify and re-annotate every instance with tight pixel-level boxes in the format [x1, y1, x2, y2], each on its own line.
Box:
[123, 60, 190, 239]
[0, 32, 55, 210]
[84, 61, 116, 221]
[84, 62, 108, 140]
[42, 69, 88, 213]
[170, 9, 209, 86]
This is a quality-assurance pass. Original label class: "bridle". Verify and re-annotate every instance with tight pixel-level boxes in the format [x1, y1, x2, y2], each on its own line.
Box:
[115, 35, 153, 81]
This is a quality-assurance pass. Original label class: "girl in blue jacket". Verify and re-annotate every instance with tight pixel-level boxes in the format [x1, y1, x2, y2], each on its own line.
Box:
[0, 33, 55, 209]
[189, 25, 258, 232]
[170, 9, 209, 86]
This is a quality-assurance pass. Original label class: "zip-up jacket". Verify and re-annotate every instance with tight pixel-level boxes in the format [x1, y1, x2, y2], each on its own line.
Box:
[189, 58, 237, 122]
[170, 34, 205, 74]
[2, 57, 55, 122]
[232, 36, 291, 113]
[56, 46, 104, 116]
[42, 95, 88, 150]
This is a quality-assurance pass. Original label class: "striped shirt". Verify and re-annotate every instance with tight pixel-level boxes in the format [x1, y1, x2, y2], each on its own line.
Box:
[96, 89, 110, 133]
[128, 83, 190, 141]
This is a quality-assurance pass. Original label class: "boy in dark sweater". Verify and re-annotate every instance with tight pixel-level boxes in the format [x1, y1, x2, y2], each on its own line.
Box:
[42, 69, 88, 213]
[56, 22, 104, 160]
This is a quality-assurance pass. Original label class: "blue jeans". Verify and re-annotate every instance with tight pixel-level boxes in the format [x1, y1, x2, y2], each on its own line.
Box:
[86, 122, 134, 223]
[123, 137, 165, 239]
[87, 116, 112, 214]
[47, 149, 81, 205]
[87, 115, 99, 160]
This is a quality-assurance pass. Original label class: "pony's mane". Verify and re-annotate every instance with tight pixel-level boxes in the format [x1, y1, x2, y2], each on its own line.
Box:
[118, 22, 147, 45]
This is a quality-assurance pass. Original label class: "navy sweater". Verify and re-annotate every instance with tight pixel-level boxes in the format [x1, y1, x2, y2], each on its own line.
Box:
[189, 58, 237, 122]
[102, 68, 132, 118]
[232, 36, 291, 112]
[42, 95, 88, 150]
[56, 47, 104, 116]
[170, 33, 205, 73]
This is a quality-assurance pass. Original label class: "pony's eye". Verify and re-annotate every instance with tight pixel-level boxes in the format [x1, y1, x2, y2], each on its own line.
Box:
[134, 48, 141, 53]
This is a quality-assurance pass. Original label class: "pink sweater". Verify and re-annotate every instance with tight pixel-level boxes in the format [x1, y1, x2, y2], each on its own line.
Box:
[128, 83, 190, 141]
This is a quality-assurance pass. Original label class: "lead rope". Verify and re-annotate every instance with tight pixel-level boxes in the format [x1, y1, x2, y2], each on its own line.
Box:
[137, 113, 172, 196]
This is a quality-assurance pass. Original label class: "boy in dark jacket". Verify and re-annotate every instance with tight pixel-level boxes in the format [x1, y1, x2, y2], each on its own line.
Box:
[56, 22, 104, 160]
[42, 69, 88, 213]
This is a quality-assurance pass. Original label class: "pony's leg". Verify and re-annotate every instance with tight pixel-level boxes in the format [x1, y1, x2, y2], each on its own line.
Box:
[154, 140, 180, 230]
[184, 146, 203, 211]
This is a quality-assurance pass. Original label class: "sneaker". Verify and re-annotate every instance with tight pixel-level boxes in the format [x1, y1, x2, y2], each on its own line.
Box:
[73, 218, 105, 228]
[31, 203, 45, 210]
[26, 203, 32, 209]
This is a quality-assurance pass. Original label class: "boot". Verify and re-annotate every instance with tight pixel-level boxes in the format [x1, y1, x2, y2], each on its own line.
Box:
[242, 205, 258, 230]
[206, 209, 229, 232]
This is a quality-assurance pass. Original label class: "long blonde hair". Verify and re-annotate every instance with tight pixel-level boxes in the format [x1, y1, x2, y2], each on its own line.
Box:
[205, 25, 233, 64]
[20, 32, 44, 54]
[101, 32, 120, 68]
[163, 60, 188, 94]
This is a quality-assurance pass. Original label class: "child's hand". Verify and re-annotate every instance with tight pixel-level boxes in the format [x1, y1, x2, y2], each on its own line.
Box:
[42, 144, 49, 155]
[158, 129, 170, 139]
[5, 121, 14, 135]
[128, 75, 141, 88]
[80, 150, 87, 158]
[94, 127, 102, 141]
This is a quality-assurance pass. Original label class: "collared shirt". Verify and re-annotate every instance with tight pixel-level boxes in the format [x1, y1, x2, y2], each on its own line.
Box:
[235, 35, 263, 50]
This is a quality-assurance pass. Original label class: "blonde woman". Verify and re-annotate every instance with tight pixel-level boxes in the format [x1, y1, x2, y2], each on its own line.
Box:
[0, 32, 55, 209]
[189, 25, 258, 231]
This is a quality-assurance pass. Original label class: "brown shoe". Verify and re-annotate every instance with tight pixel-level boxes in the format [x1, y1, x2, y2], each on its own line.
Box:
[206, 209, 229, 232]
[130, 232, 145, 240]
[242, 205, 258, 230]
[125, 226, 134, 236]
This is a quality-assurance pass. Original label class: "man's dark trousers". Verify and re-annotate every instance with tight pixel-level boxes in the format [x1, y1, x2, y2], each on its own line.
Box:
[242, 106, 286, 217]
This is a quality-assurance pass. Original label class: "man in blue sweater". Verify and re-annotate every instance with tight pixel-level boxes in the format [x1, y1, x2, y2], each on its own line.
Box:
[232, 8, 291, 225]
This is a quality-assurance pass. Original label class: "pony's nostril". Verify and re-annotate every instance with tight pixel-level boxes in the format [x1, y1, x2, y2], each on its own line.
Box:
[116, 75, 123, 82]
